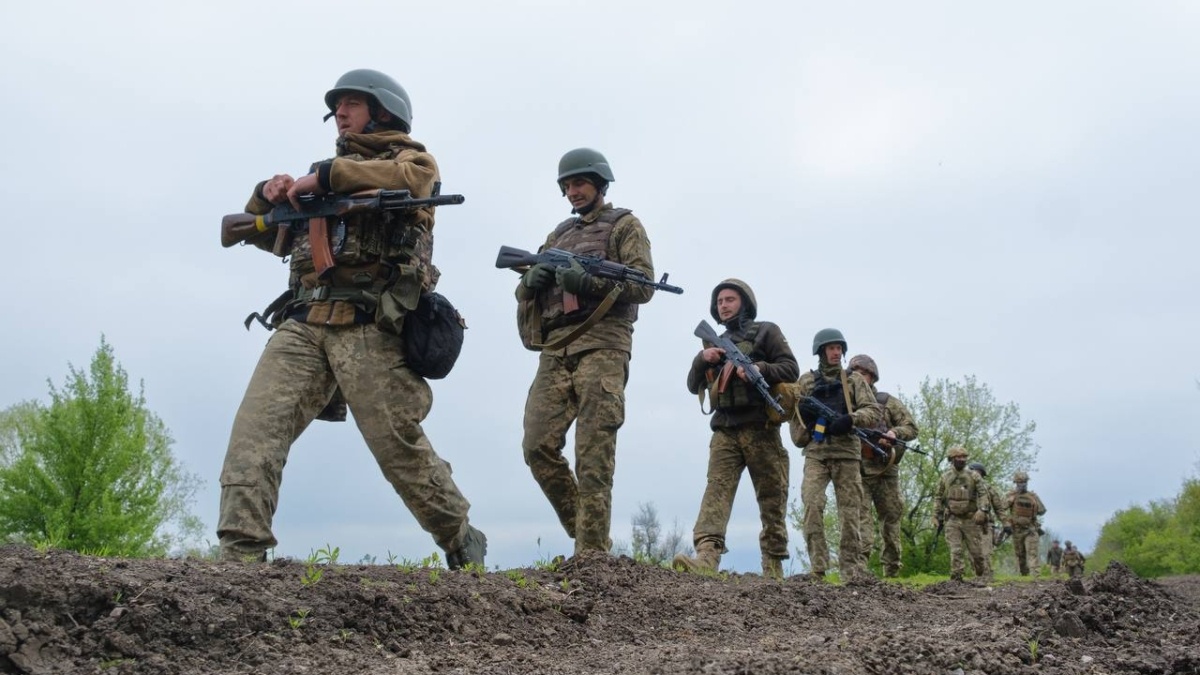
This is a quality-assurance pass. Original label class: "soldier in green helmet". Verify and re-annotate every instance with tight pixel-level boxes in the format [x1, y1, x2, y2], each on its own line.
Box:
[516, 148, 656, 554]
[788, 328, 882, 581]
[217, 69, 487, 569]
[672, 279, 799, 578]
[933, 447, 992, 582]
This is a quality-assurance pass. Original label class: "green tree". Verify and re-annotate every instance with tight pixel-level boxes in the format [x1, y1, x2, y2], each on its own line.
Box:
[0, 338, 203, 557]
[897, 376, 1038, 575]
[1091, 478, 1200, 576]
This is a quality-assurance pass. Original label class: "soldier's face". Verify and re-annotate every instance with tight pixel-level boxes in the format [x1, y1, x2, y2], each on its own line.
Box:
[952, 458, 967, 470]
[1016, 482, 1028, 493]
[716, 289, 742, 321]
[563, 177, 600, 212]
[334, 93, 374, 136]
[823, 344, 844, 364]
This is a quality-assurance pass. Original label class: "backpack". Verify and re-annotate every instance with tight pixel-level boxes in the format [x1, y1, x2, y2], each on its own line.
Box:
[402, 291, 466, 379]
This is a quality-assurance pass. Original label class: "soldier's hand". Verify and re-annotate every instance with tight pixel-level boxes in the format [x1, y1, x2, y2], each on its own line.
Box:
[287, 172, 324, 210]
[556, 258, 591, 294]
[1002, 525, 1013, 535]
[972, 510, 988, 525]
[828, 413, 853, 435]
[701, 347, 725, 364]
[522, 263, 556, 290]
[262, 174, 295, 204]
[880, 429, 897, 448]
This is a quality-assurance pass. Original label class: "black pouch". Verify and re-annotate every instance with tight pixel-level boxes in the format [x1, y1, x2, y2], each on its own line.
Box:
[402, 291, 466, 379]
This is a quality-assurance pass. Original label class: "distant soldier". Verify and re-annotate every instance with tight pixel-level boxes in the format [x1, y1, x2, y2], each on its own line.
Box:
[789, 329, 882, 581]
[848, 354, 918, 578]
[932, 447, 991, 582]
[1046, 539, 1064, 575]
[1003, 470, 1047, 576]
[674, 279, 799, 578]
[967, 461, 1004, 566]
[1062, 540, 1086, 579]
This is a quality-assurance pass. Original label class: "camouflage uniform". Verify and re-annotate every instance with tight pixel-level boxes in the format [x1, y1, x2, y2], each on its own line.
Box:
[788, 333, 882, 579]
[971, 466, 1004, 565]
[1062, 542, 1085, 579]
[934, 454, 991, 582]
[678, 280, 798, 577]
[517, 200, 655, 553]
[1003, 473, 1047, 576]
[857, 387, 918, 577]
[1046, 541, 1064, 575]
[218, 74, 484, 565]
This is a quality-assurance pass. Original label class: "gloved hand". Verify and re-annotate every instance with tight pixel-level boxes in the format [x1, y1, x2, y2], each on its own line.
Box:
[1002, 525, 1013, 535]
[555, 258, 591, 294]
[828, 413, 854, 435]
[799, 409, 818, 429]
[522, 263, 556, 290]
[973, 510, 988, 525]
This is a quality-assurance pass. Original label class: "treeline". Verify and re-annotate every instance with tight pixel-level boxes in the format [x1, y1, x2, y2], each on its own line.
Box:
[1090, 477, 1200, 577]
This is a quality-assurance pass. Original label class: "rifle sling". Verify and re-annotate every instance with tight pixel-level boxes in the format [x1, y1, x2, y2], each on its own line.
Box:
[532, 283, 623, 351]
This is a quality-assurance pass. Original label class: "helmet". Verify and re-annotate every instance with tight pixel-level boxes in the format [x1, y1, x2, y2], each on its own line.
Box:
[709, 279, 758, 323]
[947, 446, 968, 459]
[557, 148, 615, 193]
[812, 328, 847, 356]
[324, 69, 412, 132]
[1014, 471, 1029, 482]
[848, 354, 879, 382]
[967, 461, 986, 477]
[1065, 540, 1073, 548]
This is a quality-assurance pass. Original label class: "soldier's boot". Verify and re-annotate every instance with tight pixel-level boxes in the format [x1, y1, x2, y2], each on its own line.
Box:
[672, 542, 722, 574]
[761, 555, 785, 579]
[447, 525, 488, 571]
[219, 546, 267, 563]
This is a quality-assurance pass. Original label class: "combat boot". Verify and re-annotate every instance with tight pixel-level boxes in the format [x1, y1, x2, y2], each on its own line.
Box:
[672, 542, 722, 574]
[447, 525, 488, 570]
[761, 555, 784, 579]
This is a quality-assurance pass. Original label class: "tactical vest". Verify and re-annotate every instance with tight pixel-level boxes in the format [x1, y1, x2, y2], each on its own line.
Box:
[539, 208, 637, 328]
[712, 323, 762, 410]
[945, 471, 979, 516]
[286, 146, 438, 292]
[861, 391, 895, 465]
[1011, 493, 1038, 526]
[810, 370, 849, 416]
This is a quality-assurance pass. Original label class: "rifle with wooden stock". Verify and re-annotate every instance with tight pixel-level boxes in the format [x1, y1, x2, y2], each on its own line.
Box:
[221, 188, 464, 277]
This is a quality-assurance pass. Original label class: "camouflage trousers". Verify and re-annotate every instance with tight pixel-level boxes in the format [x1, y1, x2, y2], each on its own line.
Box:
[977, 520, 994, 563]
[945, 514, 989, 580]
[522, 349, 628, 553]
[1012, 525, 1041, 575]
[690, 425, 790, 560]
[800, 456, 863, 577]
[859, 471, 903, 575]
[217, 320, 472, 559]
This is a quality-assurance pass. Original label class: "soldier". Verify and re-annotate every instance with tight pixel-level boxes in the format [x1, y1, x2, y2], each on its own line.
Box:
[516, 148, 656, 553]
[932, 447, 991, 582]
[967, 461, 1005, 567]
[673, 280, 799, 578]
[1047, 539, 1064, 575]
[848, 354, 918, 578]
[217, 69, 487, 568]
[1003, 470, 1047, 575]
[1062, 540, 1086, 579]
[788, 329, 882, 580]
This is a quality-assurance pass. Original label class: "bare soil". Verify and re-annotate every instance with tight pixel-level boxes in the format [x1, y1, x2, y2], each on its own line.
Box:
[1, 544, 1197, 674]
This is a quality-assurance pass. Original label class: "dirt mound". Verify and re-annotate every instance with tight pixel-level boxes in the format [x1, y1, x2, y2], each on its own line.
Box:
[0, 546, 1198, 674]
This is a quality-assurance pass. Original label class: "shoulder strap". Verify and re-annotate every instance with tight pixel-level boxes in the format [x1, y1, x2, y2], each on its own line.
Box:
[838, 368, 854, 412]
[530, 283, 623, 351]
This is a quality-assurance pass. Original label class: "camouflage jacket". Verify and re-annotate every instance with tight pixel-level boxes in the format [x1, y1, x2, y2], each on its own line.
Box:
[686, 319, 798, 430]
[861, 387, 919, 478]
[789, 362, 882, 461]
[1004, 489, 1047, 529]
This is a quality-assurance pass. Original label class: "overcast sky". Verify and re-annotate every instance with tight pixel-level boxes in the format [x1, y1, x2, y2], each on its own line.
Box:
[2, 1, 1197, 572]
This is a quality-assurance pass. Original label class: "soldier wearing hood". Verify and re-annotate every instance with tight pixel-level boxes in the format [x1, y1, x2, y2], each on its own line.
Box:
[1003, 470, 1047, 575]
[673, 280, 799, 578]
[217, 70, 486, 569]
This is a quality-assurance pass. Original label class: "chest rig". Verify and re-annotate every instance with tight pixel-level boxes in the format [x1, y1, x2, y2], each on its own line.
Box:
[539, 208, 636, 328]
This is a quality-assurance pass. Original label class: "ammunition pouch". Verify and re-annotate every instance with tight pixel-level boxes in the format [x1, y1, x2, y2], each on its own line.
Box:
[766, 382, 802, 425]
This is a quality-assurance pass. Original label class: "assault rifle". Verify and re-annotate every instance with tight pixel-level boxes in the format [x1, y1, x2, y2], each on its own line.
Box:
[799, 396, 891, 461]
[857, 428, 928, 456]
[496, 246, 683, 294]
[994, 525, 1012, 547]
[693, 320, 786, 417]
[495, 245, 683, 312]
[222, 188, 465, 277]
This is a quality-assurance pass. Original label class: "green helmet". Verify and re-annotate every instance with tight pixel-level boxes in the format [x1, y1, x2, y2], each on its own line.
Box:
[1014, 471, 1029, 483]
[557, 148, 615, 194]
[812, 328, 847, 356]
[709, 279, 758, 323]
[324, 69, 412, 132]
